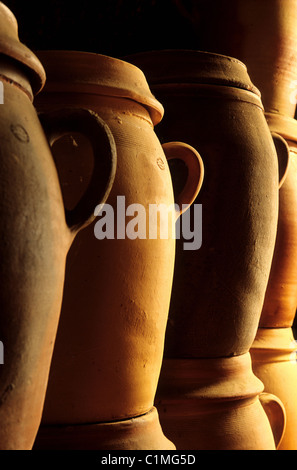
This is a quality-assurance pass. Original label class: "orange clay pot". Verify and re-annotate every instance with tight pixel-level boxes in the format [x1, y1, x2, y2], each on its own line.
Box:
[174, 0, 297, 118]
[155, 353, 286, 450]
[260, 115, 297, 329]
[127, 49, 288, 359]
[127, 49, 289, 450]
[0, 4, 116, 450]
[251, 328, 297, 450]
[33, 50, 203, 450]
[250, 113, 297, 450]
[180, 0, 297, 448]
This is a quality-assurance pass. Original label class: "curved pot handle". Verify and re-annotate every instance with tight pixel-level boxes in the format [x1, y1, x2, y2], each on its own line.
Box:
[271, 132, 290, 189]
[39, 108, 117, 233]
[259, 392, 286, 449]
[162, 142, 204, 220]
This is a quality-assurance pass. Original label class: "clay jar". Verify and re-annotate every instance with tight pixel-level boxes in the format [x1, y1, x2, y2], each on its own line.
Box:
[0, 4, 116, 450]
[259, 115, 297, 329]
[128, 49, 288, 359]
[250, 113, 297, 450]
[33, 51, 203, 450]
[127, 49, 288, 449]
[174, 0, 297, 118]
[251, 328, 297, 450]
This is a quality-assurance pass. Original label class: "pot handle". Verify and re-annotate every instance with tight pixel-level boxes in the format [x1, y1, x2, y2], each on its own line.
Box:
[162, 142, 204, 220]
[259, 392, 286, 449]
[271, 132, 290, 189]
[39, 108, 117, 233]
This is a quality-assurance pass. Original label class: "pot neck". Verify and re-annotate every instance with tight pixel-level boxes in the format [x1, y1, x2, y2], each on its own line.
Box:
[158, 353, 264, 403]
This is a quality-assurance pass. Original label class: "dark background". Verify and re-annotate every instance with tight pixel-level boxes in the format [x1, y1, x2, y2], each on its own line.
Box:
[4, 0, 199, 57]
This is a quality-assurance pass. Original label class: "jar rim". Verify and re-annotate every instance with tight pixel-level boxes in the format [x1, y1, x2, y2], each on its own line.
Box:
[0, 3, 46, 94]
[125, 49, 261, 97]
[36, 50, 164, 125]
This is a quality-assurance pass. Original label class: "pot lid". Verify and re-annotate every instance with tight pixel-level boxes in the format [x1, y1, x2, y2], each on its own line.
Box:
[36, 50, 164, 125]
[0, 2, 45, 94]
[125, 49, 261, 96]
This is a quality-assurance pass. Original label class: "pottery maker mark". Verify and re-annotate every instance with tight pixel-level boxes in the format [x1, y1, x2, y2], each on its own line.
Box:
[10, 123, 30, 143]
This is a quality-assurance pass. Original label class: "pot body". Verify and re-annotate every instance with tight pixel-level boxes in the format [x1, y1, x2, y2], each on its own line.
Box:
[251, 328, 297, 450]
[175, 0, 297, 117]
[128, 50, 280, 358]
[34, 52, 200, 438]
[260, 117, 297, 328]
[250, 117, 297, 450]
[0, 3, 117, 449]
[0, 75, 70, 449]
[260, 142, 297, 327]
[39, 96, 177, 424]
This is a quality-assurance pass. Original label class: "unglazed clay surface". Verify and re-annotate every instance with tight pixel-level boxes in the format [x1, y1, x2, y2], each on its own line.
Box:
[0, 5, 116, 450]
[128, 50, 281, 358]
[33, 51, 202, 450]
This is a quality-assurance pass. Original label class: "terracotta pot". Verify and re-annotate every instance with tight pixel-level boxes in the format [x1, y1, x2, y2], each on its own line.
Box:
[155, 353, 286, 450]
[174, 0, 297, 118]
[251, 328, 297, 450]
[259, 116, 297, 328]
[0, 4, 117, 450]
[33, 50, 203, 450]
[127, 49, 288, 358]
[249, 114, 297, 450]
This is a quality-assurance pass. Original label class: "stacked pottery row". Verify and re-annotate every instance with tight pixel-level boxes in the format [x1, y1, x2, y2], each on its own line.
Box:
[171, 0, 297, 450]
[33, 49, 286, 450]
[32, 50, 203, 450]
[0, 2, 203, 450]
[0, 2, 117, 449]
[252, 115, 297, 450]
[0, 0, 293, 450]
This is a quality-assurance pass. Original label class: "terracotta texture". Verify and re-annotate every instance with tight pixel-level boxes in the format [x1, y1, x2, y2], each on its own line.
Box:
[260, 121, 297, 329]
[250, 114, 297, 450]
[127, 50, 284, 359]
[0, 4, 116, 450]
[33, 51, 203, 450]
[127, 49, 289, 450]
[34, 407, 175, 450]
[174, 0, 297, 118]
[155, 353, 286, 450]
[178, 1, 297, 450]
[251, 328, 297, 451]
